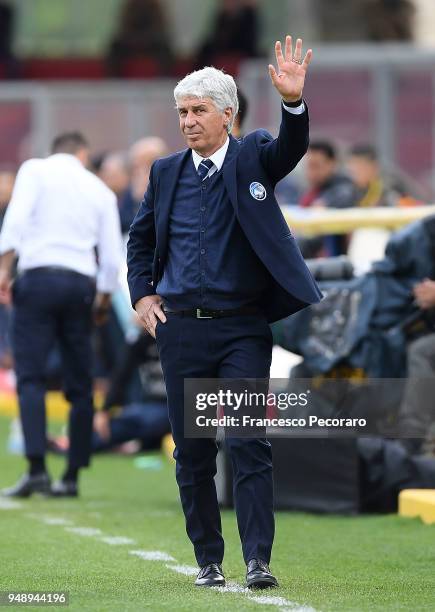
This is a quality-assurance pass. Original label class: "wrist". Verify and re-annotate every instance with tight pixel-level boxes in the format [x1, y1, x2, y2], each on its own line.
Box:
[282, 96, 303, 107]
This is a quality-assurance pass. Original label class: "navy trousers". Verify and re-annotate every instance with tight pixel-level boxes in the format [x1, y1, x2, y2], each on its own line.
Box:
[11, 269, 96, 468]
[155, 313, 274, 567]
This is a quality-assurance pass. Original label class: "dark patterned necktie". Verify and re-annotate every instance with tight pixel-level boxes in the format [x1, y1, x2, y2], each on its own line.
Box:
[197, 158, 214, 181]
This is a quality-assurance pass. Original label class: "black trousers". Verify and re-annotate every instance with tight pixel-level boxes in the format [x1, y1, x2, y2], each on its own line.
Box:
[155, 313, 274, 567]
[11, 269, 96, 468]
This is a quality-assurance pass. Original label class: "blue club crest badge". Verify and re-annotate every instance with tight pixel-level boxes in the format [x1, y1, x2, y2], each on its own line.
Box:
[249, 181, 267, 201]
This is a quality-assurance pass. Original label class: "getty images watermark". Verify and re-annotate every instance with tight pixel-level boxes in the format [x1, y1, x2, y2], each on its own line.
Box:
[194, 388, 366, 429]
[183, 377, 435, 438]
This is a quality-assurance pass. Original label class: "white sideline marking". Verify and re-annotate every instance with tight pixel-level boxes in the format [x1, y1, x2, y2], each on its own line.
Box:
[22, 509, 320, 610]
[165, 566, 320, 611]
[250, 594, 317, 611]
[277, 608, 318, 612]
[130, 550, 176, 562]
[42, 517, 73, 526]
[148, 510, 176, 517]
[100, 536, 136, 546]
[0, 499, 23, 510]
[165, 563, 198, 576]
[212, 582, 247, 594]
[213, 584, 319, 611]
[65, 527, 103, 537]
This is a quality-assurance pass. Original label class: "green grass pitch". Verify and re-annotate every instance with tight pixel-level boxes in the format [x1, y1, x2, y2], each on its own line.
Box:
[0, 415, 434, 611]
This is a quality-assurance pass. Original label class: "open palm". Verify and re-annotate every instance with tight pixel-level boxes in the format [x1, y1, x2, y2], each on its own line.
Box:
[268, 36, 312, 103]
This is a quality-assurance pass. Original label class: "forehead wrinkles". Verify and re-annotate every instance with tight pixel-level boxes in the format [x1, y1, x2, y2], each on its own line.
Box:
[176, 97, 216, 111]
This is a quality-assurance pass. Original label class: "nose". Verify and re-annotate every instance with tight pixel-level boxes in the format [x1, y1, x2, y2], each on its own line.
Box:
[185, 111, 197, 128]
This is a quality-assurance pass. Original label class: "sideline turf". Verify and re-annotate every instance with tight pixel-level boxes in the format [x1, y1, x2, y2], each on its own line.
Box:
[0, 415, 434, 611]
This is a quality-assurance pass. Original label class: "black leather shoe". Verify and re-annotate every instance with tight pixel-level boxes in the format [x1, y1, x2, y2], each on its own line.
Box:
[51, 480, 78, 497]
[246, 558, 279, 589]
[195, 563, 225, 587]
[1, 473, 51, 498]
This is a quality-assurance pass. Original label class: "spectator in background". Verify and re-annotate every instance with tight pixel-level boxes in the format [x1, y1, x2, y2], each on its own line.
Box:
[0, 165, 15, 367]
[231, 88, 248, 138]
[0, 1, 18, 78]
[0, 132, 123, 499]
[107, 0, 173, 75]
[118, 137, 168, 234]
[99, 152, 130, 202]
[364, 0, 415, 41]
[301, 141, 355, 209]
[92, 326, 169, 453]
[0, 166, 15, 228]
[347, 144, 407, 207]
[398, 278, 435, 455]
[196, 0, 260, 68]
[299, 141, 356, 257]
[51, 329, 170, 455]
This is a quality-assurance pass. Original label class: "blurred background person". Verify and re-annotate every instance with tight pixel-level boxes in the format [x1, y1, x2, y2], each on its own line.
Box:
[118, 136, 168, 234]
[231, 88, 248, 139]
[196, 0, 260, 68]
[50, 320, 170, 456]
[0, 0, 18, 78]
[0, 131, 123, 499]
[98, 151, 131, 204]
[364, 0, 416, 41]
[298, 140, 356, 257]
[107, 0, 173, 75]
[0, 166, 15, 229]
[347, 143, 411, 207]
[398, 278, 435, 455]
[0, 165, 15, 369]
[87, 326, 169, 454]
[300, 140, 356, 210]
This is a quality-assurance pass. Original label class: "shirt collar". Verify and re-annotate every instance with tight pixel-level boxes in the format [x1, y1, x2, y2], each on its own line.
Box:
[191, 137, 230, 172]
[49, 153, 84, 167]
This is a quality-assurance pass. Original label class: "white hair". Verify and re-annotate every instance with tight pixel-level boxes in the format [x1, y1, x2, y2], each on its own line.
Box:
[174, 66, 239, 133]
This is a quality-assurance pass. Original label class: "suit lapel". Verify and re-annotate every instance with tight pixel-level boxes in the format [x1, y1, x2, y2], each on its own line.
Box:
[157, 149, 190, 259]
[222, 135, 240, 213]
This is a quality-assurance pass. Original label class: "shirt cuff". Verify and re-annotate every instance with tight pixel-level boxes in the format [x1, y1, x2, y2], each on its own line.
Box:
[282, 100, 306, 115]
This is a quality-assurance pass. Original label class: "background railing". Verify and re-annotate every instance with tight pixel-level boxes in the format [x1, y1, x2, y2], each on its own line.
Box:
[1, 45, 435, 198]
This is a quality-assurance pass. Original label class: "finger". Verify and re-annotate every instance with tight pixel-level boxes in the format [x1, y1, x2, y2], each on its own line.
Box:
[284, 35, 292, 63]
[275, 40, 284, 69]
[294, 38, 302, 61]
[139, 312, 150, 332]
[302, 48, 313, 70]
[146, 309, 159, 333]
[268, 64, 279, 87]
[155, 306, 167, 323]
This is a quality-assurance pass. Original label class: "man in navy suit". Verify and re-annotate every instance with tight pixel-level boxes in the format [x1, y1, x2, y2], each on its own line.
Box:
[127, 36, 322, 588]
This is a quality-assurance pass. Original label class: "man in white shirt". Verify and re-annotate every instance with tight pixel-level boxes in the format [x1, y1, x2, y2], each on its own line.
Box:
[0, 132, 123, 498]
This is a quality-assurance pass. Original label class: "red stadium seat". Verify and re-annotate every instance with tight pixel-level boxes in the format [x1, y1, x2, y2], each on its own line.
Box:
[210, 54, 242, 76]
[22, 58, 106, 80]
[121, 57, 160, 78]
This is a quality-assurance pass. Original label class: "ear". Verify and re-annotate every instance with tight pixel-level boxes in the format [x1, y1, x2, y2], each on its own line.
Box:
[223, 106, 233, 127]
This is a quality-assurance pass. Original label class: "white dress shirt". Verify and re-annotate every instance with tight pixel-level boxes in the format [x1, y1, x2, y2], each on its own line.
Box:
[192, 138, 229, 178]
[191, 100, 306, 177]
[0, 153, 123, 293]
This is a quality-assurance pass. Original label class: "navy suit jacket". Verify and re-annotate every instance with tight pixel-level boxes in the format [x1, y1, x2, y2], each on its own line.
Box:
[127, 103, 322, 323]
